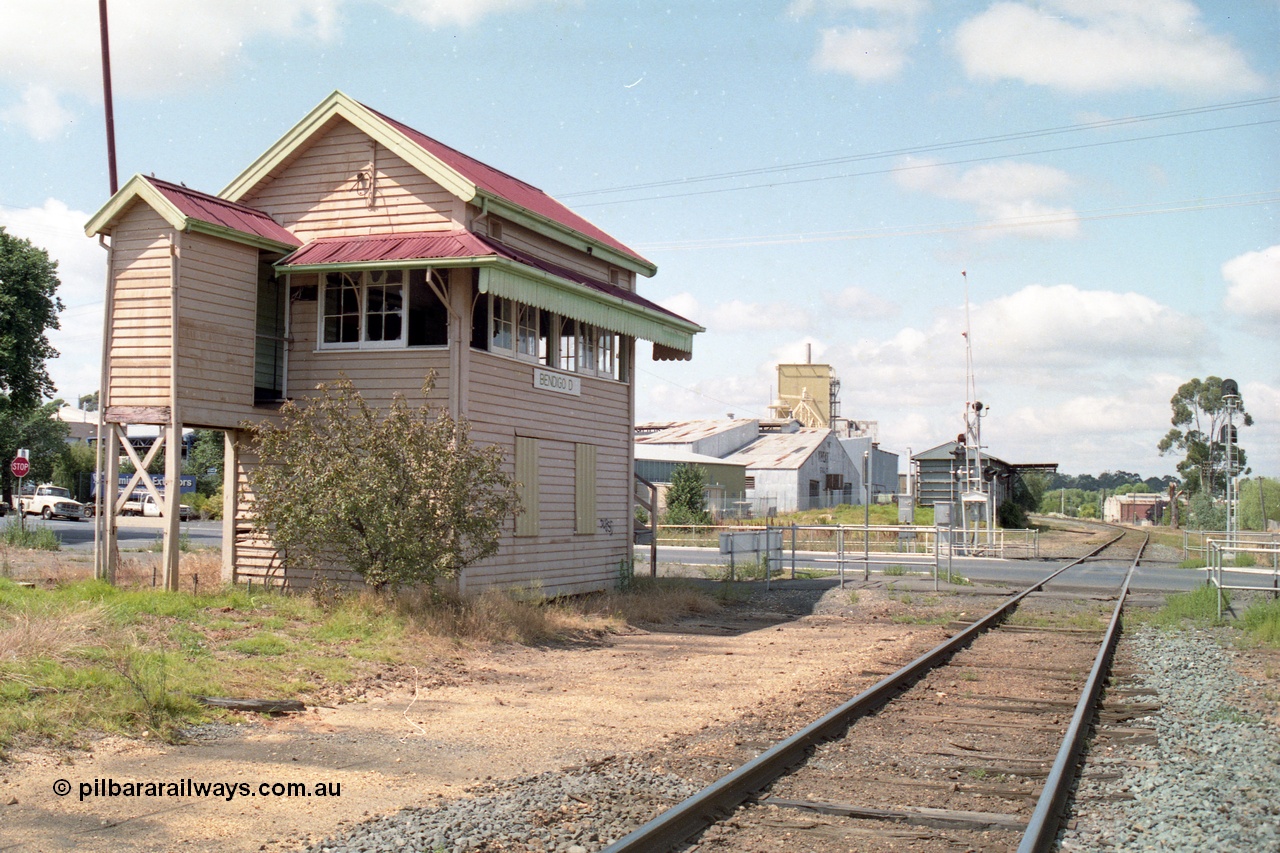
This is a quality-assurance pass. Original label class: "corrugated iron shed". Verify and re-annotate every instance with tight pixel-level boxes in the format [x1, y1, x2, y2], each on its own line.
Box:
[634, 419, 758, 445]
[724, 428, 829, 470]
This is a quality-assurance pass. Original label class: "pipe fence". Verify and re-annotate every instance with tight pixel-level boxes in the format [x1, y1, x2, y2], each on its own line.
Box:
[1206, 538, 1280, 618]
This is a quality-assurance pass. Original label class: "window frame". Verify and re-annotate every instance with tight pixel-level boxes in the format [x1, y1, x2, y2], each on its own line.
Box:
[476, 296, 631, 384]
[318, 268, 448, 351]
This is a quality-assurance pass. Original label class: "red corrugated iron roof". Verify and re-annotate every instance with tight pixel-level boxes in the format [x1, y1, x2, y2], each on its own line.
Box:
[279, 230, 690, 325]
[280, 230, 492, 267]
[365, 106, 652, 270]
[148, 178, 300, 247]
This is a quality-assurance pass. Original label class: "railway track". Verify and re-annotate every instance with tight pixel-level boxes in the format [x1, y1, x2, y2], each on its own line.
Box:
[605, 528, 1150, 853]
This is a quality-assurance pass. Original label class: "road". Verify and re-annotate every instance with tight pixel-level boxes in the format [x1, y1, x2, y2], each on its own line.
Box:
[633, 544, 1255, 594]
[12, 516, 1265, 595]
[11, 515, 223, 552]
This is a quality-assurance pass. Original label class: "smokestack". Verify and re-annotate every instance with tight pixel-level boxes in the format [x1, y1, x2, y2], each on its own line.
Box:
[806, 343, 812, 364]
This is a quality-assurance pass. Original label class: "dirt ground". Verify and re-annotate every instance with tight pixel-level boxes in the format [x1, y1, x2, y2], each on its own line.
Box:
[1, 529, 1274, 853]
[0, 570, 969, 853]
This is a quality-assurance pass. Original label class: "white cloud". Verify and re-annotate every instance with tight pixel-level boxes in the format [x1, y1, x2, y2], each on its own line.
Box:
[955, 0, 1264, 95]
[973, 284, 1205, 375]
[384, 0, 568, 28]
[708, 299, 812, 333]
[0, 1, 342, 102]
[993, 375, 1183, 473]
[1240, 381, 1280, 476]
[639, 282, 1216, 475]
[896, 158, 1080, 239]
[789, 0, 929, 15]
[656, 292, 702, 323]
[0, 0, 555, 139]
[1222, 245, 1280, 325]
[826, 286, 899, 319]
[0, 85, 75, 140]
[769, 337, 830, 368]
[0, 199, 106, 401]
[640, 372, 770, 423]
[793, 0, 928, 82]
[813, 26, 912, 81]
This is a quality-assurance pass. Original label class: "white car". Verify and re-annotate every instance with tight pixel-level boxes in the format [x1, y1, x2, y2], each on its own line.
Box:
[20, 485, 86, 520]
[121, 491, 193, 521]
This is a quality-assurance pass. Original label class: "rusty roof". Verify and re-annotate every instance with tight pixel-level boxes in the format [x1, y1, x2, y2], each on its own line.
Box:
[724, 429, 831, 470]
[148, 177, 300, 247]
[634, 419, 758, 445]
[366, 105, 653, 270]
[279, 230, 692, 326]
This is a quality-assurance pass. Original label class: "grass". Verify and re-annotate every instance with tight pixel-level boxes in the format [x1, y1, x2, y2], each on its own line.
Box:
[1240, 598, 1280, 647]
[1208, 706, 1260, 725]
[883, 565, 907, 577]
[1135, 585, 1280, 650]
[1138, 584, 1227, 630]
[0, 575, 723, 756]
[1, 520, 61, 551]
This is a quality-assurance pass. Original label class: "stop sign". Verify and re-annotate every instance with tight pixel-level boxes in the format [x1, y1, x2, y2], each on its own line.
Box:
[10, 457, 29, 478]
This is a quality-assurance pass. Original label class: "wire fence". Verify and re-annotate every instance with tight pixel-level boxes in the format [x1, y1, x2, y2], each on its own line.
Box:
[1183, 529, 1280, 562]
[654, 523, 1039, 559]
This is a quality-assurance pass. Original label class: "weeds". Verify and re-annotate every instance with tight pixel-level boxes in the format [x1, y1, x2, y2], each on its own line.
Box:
[1141, 584, 1227, 629]
[112, 649, 182, 736]
[1, 520, 60, 551]
[617, 558, 636, 593]
[0, 575, 727, 753]
[884, 565, 906, 577]
[1208, 706, 1260, 725]
[1240, 598, 1280, 647]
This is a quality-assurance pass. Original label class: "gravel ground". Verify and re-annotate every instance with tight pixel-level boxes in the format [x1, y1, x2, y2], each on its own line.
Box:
[303, 757, 699, 853]
[300, 616, 1279, 853]
[1062, 627, 1280, 852]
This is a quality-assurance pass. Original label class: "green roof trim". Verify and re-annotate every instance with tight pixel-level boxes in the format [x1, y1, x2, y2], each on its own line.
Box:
[479, 194, 657, 278]
[220, 91, 477, 204]
[85, 174, 186, 236]
[85, 175, 299, 254]
[278, 252, 697, 350]
[184, 220, 300, 254]
[479, 261, 699, 352]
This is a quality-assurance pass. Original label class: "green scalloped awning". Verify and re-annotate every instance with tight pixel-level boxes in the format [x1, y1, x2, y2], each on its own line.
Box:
[479, 263, 700, 353]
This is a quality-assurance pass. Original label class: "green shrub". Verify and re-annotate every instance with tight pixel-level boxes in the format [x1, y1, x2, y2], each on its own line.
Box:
[1, 519, 60, 550]
[1240, 598, 1280, 647]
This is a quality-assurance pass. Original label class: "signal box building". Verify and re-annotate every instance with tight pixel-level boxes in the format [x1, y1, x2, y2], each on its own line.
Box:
[86, 91, 701, 594]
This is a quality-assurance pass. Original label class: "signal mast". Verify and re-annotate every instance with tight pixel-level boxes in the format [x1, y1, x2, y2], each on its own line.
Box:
[959, 271, 990, 552]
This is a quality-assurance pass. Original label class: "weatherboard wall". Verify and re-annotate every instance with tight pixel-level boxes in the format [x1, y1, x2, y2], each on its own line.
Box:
[104, 203, 174, 414]
[239, 117, 464, 241]
[173, 229, 265, 428]
[461, 344, 634, 595]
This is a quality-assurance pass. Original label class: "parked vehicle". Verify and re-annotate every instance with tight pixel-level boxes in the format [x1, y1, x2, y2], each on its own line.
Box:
[20, 485, 86, 520]
[121, 491, 192, 521]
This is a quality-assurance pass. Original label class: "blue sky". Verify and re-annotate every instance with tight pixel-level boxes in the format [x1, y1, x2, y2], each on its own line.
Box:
[1, 0, 1277, 479]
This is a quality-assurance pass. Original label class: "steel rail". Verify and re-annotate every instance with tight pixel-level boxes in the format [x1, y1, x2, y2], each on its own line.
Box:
[602, 530, 1128, 853]
[1018, 531, 1147, 852]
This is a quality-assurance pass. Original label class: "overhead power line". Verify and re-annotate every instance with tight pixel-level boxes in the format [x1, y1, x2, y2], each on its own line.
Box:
[634, 190, 1280, 252]
[560, 95, 1280, 199]
[571, 116, 1280, 209]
